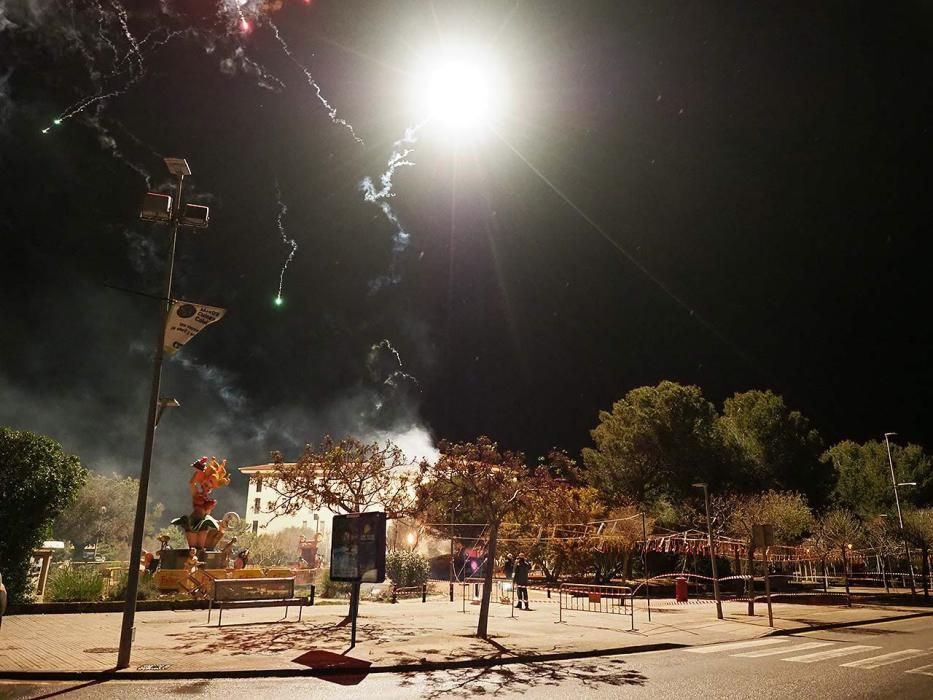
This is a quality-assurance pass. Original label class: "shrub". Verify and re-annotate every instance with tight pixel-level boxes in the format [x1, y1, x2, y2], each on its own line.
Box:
[0, 428, 87, 604]
[386, 550, 430, 588]
[45, 566, 105, 602]
[317, 568, 352, 598]
[106, 570, 159, 602]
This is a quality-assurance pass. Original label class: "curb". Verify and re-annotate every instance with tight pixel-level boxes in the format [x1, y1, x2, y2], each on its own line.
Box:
[765, 609, 933, 636]
[0, 642, 685, 682]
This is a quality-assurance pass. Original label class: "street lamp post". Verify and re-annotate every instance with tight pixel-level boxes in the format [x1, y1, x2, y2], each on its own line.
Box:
[116, 158, 207, 670]
[693, 483, 723, 619]
[884, 432, 917, 598]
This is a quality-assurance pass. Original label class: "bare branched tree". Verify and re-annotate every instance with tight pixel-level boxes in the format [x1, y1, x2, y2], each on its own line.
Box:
[266, 436, 418, 519]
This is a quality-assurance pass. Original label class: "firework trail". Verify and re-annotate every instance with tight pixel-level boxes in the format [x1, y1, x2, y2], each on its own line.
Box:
[360, 123, 426, 290]
[273, 180, 297, 306]
[267, 19, 363, 145]
[41, 1, 150, 133]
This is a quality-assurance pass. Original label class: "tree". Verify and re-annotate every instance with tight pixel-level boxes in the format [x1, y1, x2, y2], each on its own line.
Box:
[717, 390, 828, 505]
[825, 440, 933, 518]
[0, 428, 87, 603]
[820, 509, 863, 605]
[504, 451, 606, 583]
[862, 516, 901, 592]
[903, 508, 933, 601]
[53, 471, 164, 560]
[416, 436, 543, 639]
[590, 506, 654, 584]
[244, 526, 307, 567]
[726, 490, 812, 614]
[583, 381, 724, 508]
[265, 436, 418, 518]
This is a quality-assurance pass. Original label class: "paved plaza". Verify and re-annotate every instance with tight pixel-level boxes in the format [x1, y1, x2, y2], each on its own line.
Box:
[1, 589, 928, 676]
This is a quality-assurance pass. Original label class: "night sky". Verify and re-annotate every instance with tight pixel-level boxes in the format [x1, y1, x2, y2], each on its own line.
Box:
[1, 1, 930, 517]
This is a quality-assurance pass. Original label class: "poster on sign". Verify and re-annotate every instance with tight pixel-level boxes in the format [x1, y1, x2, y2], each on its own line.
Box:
[330, 512, 386, 583]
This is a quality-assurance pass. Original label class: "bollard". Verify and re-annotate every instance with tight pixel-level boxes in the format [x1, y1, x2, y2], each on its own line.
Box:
[675, 577, 688, 603]
[422, 584, 427, 603]
[392, 587, 397, 604]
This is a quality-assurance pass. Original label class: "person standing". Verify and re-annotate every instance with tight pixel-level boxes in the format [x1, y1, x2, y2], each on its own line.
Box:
[513, 553, 531, 610]
[503, 553, 515, 580]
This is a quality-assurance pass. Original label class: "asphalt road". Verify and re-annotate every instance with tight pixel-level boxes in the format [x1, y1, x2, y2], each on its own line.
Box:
[3, 616, 932, 699]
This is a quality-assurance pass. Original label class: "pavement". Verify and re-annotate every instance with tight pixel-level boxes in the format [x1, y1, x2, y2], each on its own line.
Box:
[0, 588, 930, 679]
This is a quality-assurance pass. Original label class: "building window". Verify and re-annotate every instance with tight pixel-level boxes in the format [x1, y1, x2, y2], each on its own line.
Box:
[252, 520, 259, 535]
[255, 477, 262, 493]
[253, 497, 261, 514]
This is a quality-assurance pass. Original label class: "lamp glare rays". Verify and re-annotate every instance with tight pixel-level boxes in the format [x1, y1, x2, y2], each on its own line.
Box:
[492, 127, 762, 374]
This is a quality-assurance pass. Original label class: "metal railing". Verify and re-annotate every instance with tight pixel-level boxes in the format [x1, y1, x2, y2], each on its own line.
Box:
[558, 583, 635, 629]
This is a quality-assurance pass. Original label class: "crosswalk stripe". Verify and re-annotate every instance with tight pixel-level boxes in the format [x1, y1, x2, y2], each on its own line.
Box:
[906, 662, 933, 677]
[733, 641, 834, 658]
[840, 649, 931, 669]
[783, 645, 881, 663]
[686, 639, 789, 654]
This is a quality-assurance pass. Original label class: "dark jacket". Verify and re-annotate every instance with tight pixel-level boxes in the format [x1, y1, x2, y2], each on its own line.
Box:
[513, 559, 531, 586]
[503, 558, 514, 580]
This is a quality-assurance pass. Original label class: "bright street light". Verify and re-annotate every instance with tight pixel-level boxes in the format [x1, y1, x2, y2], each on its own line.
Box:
[410, 45, 504, 137]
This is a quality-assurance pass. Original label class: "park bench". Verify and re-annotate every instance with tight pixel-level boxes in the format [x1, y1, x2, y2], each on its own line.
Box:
[207, 576, 314, 626]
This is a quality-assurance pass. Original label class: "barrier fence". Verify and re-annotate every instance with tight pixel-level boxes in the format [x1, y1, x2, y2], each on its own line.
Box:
[391, 584, 427, 604]
[558, 583, 635, 629]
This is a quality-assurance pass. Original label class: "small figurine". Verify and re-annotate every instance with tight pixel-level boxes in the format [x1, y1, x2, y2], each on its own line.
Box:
[183, 547, 200, 573]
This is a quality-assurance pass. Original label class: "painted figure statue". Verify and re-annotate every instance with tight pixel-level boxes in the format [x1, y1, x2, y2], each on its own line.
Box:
[171, 456, 234, 549]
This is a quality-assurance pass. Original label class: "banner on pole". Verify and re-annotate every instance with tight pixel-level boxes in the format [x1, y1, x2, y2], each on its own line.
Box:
[164, 301, 226, 354]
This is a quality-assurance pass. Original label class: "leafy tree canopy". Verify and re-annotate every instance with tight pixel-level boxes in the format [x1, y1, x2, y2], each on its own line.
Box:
[825, 440, 932, 518]
[53, 471, 164, 559]
[0, 427, 87, 603]
[582, 381, 724, 507]
[718, 390, 828, 505]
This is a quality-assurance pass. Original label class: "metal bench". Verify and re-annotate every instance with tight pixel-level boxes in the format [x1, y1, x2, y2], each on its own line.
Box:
[207, 577, 314, 626]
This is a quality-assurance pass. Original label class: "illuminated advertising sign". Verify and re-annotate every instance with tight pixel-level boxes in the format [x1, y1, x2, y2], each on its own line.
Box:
[329, 512, 387, 583]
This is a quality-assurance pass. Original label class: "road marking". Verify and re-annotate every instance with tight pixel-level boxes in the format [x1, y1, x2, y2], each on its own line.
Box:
[906, 662, 933, 677]
[686, 639, 789, 654]
[783, 645, 881, 663]
[840, 649, 931, 669]
[733, 641, 834, 658]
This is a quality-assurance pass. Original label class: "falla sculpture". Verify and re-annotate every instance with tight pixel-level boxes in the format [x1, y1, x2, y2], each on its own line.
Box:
[171, 456, 233, 549]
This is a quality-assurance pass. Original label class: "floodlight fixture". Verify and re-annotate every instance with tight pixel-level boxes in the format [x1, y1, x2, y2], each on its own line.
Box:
[155, 397, 180, 427]
[180, 203, 210, 228]
[898, 481, 917, 487]
[884, 431, 898, 438]
[692, 482, 708, 489]
[163, 157, 191, 177]
[139, 193, 173, 223]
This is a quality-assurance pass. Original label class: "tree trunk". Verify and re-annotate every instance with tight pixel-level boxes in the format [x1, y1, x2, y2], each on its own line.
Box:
[476, 523, 498, 639]
[623, 550, 634, 583]
[822, 557, 828, 593]
[747, 545, 755, 616]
